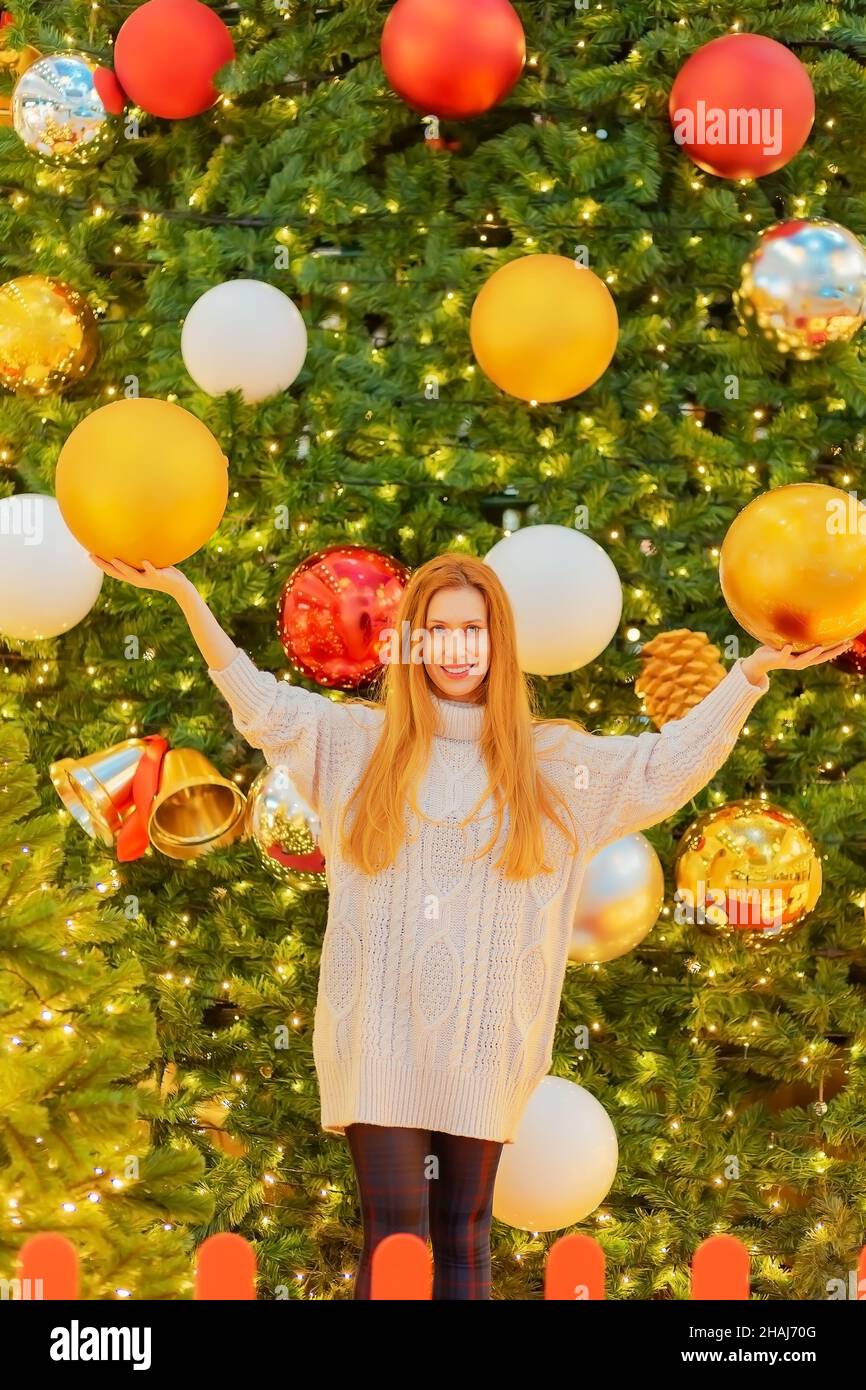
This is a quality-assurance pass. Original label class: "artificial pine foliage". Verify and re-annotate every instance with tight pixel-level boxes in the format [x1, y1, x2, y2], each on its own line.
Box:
[0, 0, 865, 1300]
[0, 725, 212, 1297]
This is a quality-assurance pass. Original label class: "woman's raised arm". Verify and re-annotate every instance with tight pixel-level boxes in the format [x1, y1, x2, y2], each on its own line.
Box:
[90, 557, 239, 669]
[90, 556, 348, 814]
[571, 640, 851, 856]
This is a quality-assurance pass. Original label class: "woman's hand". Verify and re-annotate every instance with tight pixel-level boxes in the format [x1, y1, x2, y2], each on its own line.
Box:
[90, 555, 192, 601]
[91, 554, 238, 670]
[741, 640, 854, 685]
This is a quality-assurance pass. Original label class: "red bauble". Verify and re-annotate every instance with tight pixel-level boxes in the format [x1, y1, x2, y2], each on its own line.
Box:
[669, 33, 814, 179]
[381, 0, 525, 120]
[835, 630, 866, 677]
[278, 544, 410, 690]
[107, 0, 235, 120]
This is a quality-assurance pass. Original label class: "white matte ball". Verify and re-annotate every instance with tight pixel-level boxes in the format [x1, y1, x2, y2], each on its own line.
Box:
[484, 524, 622, 674]
[0, 494, 103, 640]
[493, 1076, 618, 1231]
[181, 279, 308, 402]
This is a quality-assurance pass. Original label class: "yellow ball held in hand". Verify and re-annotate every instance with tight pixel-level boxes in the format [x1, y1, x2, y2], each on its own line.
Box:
[470, 254, 618, 403]
[55, 397, 228, 569]
[719, 482, 866, 650]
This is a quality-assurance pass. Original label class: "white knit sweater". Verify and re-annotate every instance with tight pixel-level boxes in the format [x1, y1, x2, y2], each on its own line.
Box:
[208, 651, 769, 1144]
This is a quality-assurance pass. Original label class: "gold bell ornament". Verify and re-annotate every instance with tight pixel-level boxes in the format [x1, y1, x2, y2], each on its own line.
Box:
[194, 1099, 248, 1158]
[50, 735, 168, 861]
[147, 748, 246, 860]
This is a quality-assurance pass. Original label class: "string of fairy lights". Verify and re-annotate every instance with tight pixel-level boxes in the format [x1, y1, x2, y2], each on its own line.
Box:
[2, 11, 858, 502]
[2, 9, 866, 1295]
[4, 150, 860, 500]
[7, 912, 858, 1290]
[5, 848, 865, 1289]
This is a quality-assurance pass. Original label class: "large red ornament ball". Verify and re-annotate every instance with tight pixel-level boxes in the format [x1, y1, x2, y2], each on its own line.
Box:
[278, 545, 410, 690]
[669, 33, 814, 179]
[381, 0, 525, 120]
[107, 0, 235, 120]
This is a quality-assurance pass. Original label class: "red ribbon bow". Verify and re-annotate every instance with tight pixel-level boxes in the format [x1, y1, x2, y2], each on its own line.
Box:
[116, 735, 169, 862]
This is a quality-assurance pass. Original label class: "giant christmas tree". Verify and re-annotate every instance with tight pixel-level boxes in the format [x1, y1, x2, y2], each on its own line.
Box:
[1, 0, 866, 1301]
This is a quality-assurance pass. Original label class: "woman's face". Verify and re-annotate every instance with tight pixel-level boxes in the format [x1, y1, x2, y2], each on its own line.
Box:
[423, 585, 491, 702]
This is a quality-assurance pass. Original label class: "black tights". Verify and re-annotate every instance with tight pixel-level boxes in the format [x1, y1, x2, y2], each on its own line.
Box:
[345, 1123, 504, 1300]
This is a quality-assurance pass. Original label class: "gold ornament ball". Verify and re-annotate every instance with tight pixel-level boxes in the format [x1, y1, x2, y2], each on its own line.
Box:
[0, 275, 98, 395]
[719, 483, 866, 650]
[12, 50, 115, 166]
[675, 799, 822, 944]
[736, 218, 866, 359]
[0, 31, 40, 129]
[56, 398, 228, 569]
[470, 255, 618, 403]
[246, 765, 326, 888]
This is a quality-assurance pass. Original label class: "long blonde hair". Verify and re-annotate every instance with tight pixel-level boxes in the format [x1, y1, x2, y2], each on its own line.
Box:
[338, 553, 583, 881]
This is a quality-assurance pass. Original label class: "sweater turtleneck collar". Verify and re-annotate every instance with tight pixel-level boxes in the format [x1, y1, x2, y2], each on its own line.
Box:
[431, 691, 486, 742]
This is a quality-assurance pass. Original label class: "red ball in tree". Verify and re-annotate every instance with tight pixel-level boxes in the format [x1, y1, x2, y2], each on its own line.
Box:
[381, 0, 525, 120]
[278, 545, 410, 690]
[669, 33, 814, 179]
[834, 630, 866, 677]
[99, 0, 235, 120]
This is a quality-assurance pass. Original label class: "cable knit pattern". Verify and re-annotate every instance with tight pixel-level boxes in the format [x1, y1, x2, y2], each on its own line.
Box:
[208, 651, 769, 1143]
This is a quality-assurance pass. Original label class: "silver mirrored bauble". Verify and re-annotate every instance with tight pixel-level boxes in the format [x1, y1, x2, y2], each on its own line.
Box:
[246, 764, 326, 887]
[736, 218, 866, 359]
[13, 51, 115, 166]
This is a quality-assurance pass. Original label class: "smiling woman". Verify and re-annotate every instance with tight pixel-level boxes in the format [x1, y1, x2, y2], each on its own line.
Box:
[90, 547, 845, 1302]
[425, 584, 491, 701]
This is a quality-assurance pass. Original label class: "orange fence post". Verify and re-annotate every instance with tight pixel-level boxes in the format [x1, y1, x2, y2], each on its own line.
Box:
[8, 1226, 790, 1302]
[370, 1232, 432, 1300]
[195, 1233, 257, 1300]
[692, 1234, 750, 1300]
[858, 1245, 866, 1301]
[545, 1233, 606, 1300]
[17, 1233, 78, 1300]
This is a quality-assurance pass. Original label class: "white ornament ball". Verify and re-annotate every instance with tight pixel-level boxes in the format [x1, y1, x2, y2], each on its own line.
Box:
[569, 832, 665, 964]
[484, 523, 622, 674]
[0, 494, 103, 640]
[493, 1076, 618, 1231]
[181, 279, 308, 403]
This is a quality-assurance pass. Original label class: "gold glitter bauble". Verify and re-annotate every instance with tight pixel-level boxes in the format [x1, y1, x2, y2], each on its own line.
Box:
[0, 274, 98, 394]
[675, 799, 822, 944]
[12, 50, 115, 166]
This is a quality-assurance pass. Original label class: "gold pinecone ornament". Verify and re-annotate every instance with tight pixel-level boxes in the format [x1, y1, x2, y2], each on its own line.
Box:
[635, 629, 727, 729]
